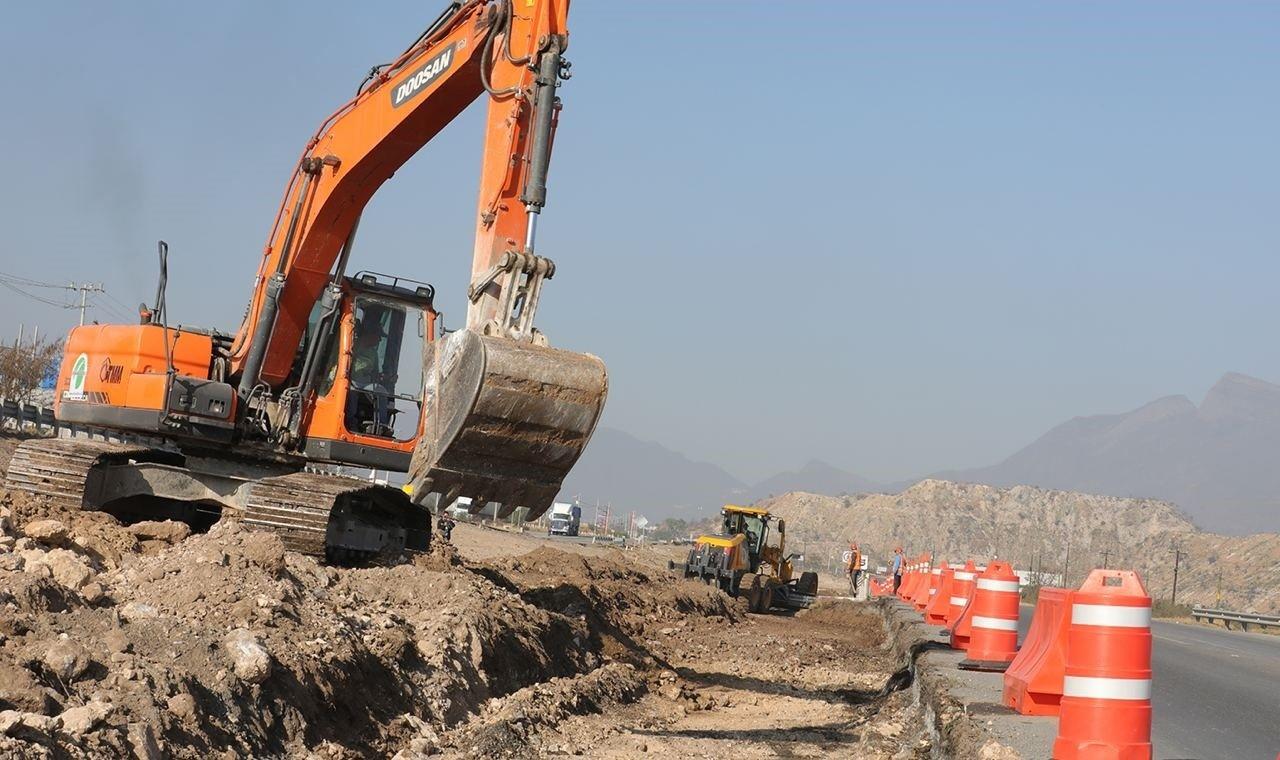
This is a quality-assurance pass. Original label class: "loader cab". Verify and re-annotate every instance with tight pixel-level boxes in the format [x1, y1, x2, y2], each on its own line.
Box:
[720, 505, 772, 572]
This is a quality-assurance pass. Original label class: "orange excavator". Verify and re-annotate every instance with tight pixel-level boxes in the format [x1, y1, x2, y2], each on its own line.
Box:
[5, 0, 607, 559]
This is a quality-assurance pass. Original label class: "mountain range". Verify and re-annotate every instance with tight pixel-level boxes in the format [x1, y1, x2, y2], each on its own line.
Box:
[560, 429, 897, 523]
[562, 372, 1280, 534]
[939, 372, 1280, 534]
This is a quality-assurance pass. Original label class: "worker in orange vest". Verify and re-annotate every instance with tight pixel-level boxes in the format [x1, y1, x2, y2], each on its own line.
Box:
[846, 542, 863, 596]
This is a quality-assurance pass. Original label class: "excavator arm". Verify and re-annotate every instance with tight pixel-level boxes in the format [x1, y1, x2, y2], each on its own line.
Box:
[230, 0, 605, 519]
[231, 0, 567, 385]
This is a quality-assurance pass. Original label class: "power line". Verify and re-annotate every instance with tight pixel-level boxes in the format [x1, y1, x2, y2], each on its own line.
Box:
[0, 280, 75, 309]
[88, 295, 131, 323]
[0, 271, 72, 290]
[103, 290, 136, 315]
[0, 276, 112, 326]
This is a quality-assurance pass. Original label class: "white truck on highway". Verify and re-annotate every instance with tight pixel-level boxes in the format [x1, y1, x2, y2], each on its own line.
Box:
[548, 502, 582, 536]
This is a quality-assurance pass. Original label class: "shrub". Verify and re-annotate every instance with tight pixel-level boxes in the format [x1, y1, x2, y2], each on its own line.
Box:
[0, 338, 63, 403]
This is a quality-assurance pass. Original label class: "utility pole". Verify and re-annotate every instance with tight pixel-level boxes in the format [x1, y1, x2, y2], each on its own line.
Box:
[1170, 547, 1182, 604]
[70, 283, 105, 326]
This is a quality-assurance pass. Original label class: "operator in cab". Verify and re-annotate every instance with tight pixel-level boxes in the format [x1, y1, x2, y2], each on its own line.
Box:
[345, 318, 394, 436]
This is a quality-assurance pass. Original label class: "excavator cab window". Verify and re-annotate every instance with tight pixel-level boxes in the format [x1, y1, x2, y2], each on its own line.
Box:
[344, 296, 423, 440]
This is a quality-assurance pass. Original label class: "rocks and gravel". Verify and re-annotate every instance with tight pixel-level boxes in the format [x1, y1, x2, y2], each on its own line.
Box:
[0, 436, 932, 758]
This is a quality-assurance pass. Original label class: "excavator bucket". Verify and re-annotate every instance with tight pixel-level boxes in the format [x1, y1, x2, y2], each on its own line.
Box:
[407, 329, 607, 521]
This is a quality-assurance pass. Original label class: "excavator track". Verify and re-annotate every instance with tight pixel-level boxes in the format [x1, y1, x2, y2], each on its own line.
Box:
[5, 437, 429, 561]
[5, 438, 154, 509]
[242, 472, 430, 559]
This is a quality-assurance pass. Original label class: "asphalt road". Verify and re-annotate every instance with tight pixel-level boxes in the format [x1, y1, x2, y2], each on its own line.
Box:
[1018, 606, 1280, 760]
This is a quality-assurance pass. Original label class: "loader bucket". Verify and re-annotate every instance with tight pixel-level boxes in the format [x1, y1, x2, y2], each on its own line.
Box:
[407, 328, 607, 521]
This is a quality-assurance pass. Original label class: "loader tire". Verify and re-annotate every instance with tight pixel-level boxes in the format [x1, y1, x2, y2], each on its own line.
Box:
[745, 575, 766, 613]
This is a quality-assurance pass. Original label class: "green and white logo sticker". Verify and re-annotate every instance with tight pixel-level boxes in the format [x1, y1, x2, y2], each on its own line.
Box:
[67, 353, 89, 399]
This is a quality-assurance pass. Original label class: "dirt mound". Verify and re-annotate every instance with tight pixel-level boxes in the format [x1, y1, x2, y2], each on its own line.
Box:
[488, 546, 743, 666]
[0, 449, 753, 759]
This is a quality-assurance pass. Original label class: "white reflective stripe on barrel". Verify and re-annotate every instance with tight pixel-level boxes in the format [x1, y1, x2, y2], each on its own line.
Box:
[976, 578, 1020, 593]
[928, 588, 936, 594]
[1071, 604, 1151, 628]
[972, 615, 1018, 631]
[1063, 676, 1152, 701]
[950, 596, 968, 606]
[953, 572, 975, 581]
[932, 568, 942, 575]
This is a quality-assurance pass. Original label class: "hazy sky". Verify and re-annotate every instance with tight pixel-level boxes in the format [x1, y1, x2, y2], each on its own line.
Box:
[1, 2, 1277, 483]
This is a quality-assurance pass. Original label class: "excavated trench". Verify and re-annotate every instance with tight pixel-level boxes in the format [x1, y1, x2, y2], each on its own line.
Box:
[1, 434, 945, 759]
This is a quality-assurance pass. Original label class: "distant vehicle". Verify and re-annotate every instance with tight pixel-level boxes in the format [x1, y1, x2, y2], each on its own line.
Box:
[548, 503, 582, 536]
[671, 504, 818, 613]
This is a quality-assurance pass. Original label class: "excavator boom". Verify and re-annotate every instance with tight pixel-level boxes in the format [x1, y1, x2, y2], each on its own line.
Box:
[228, 0, 606, 520]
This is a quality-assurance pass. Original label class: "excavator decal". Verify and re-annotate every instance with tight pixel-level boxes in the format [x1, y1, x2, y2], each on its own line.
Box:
[392, 45, 457, 107]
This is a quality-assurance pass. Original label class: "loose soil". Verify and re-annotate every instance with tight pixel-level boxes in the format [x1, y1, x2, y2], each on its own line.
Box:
[0, 435, 933, 758]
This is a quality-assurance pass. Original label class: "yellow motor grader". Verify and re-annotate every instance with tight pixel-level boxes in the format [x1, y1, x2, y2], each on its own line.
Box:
[670, 505, 818, 613]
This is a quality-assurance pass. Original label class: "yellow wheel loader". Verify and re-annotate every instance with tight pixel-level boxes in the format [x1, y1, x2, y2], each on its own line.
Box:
[670, 505, 818, 613]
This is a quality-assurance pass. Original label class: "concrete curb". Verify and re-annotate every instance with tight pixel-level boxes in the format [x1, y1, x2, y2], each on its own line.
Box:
[875, 598, 1027, 759]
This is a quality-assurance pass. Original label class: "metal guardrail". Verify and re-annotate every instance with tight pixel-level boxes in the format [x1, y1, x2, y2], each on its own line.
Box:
[1191, 606, 1280, 632]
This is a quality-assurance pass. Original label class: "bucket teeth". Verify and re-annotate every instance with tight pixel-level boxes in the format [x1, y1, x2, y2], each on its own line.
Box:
[409, 329, 607, 520]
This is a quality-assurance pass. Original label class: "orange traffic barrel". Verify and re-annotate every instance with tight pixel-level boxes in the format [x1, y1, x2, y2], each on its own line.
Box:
[925, 562, 955, 625]
[948, 595, 974, 651]
[1052, 570, 1152, 760]
[904, 557, 925, 603]
[958, 560, 1021, 671]
[915, 562, 940, 611]
[946, 560, 978, 627]
[897, 560, 918, 600]
[896, 563, 911, 600]
[902, 560, 922, 603]
[947, 560, 981, 650]
[1003, 586, 1073, 716]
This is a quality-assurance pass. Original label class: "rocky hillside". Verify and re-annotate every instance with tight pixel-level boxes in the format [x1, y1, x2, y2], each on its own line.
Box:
[762, 481, 1280, 614]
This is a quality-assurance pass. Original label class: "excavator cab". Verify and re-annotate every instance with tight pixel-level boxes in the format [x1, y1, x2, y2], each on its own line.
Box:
[300, 272, 436, 455]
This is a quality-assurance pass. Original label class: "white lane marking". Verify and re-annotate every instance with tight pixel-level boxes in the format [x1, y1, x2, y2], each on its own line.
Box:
[1152, 630, 1252, 657]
